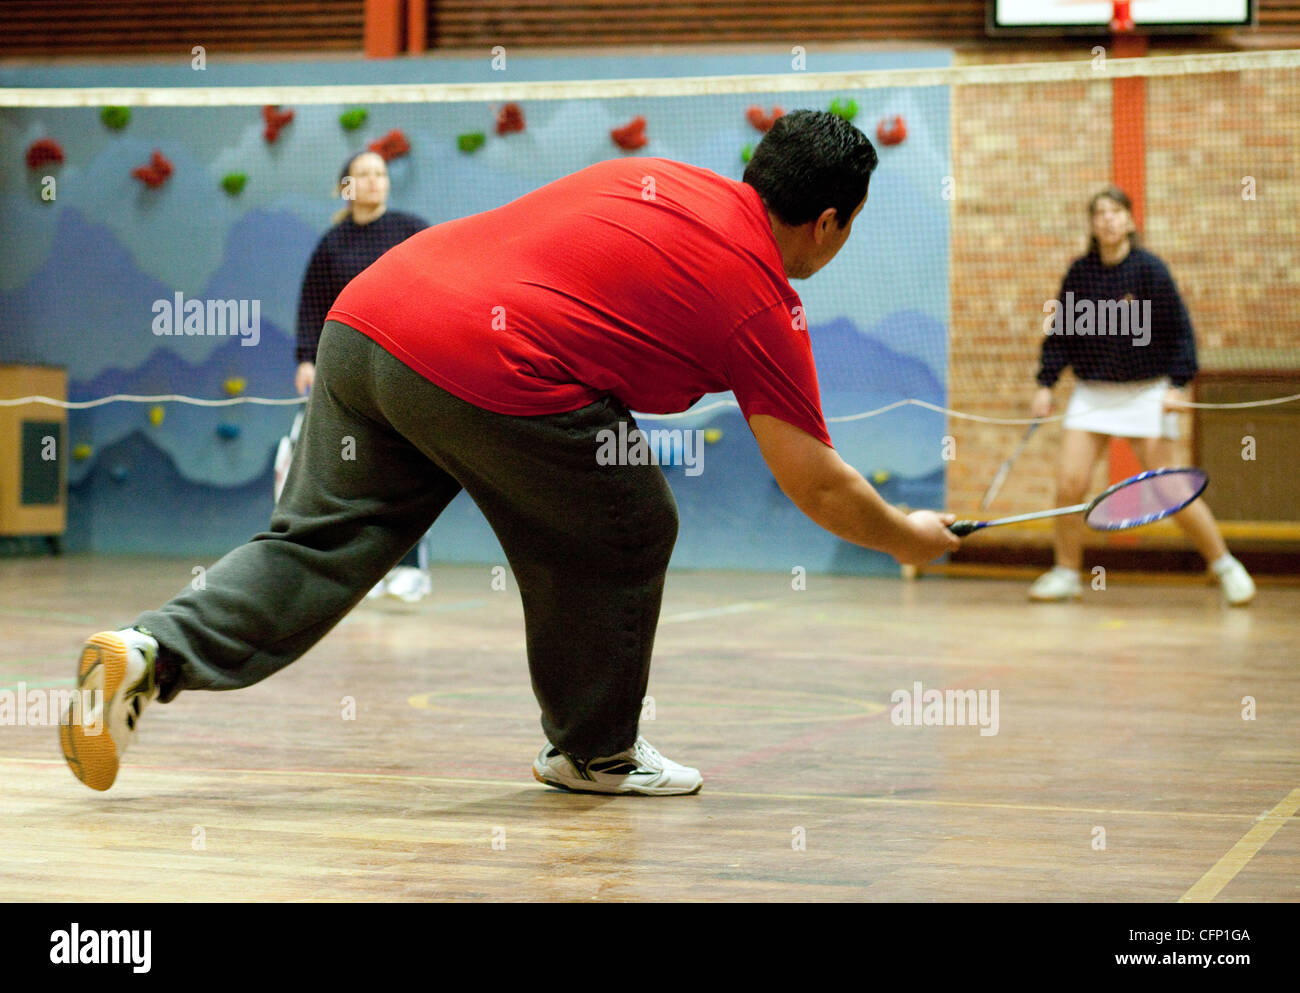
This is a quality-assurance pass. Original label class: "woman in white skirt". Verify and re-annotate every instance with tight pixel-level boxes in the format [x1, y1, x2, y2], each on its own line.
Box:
[1028, 186, 1255, 604]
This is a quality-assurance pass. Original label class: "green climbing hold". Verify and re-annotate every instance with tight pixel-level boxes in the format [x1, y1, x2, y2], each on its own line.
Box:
[741, 143, 754, 164]
[221, 172, 247, 195]
[340, 108, 368, 131]
[829, 98, 858, 122]
[101, 106, 131, 129]
[457, 132, 486, 153]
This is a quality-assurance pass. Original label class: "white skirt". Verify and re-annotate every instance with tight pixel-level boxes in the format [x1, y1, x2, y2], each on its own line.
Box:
[1063, 377, 1179, 439]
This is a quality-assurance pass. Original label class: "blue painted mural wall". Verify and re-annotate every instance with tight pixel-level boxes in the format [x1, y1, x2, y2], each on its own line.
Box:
[0, 50, 952, 574]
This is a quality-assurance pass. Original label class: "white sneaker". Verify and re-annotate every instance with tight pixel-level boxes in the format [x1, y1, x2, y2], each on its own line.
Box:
[1029, 566, 1083, 602]
[533, 736, 703, 796]
[1214, 556, 1255, 606]
[60, 628, 159, 792]
[384, 566, 432, 603]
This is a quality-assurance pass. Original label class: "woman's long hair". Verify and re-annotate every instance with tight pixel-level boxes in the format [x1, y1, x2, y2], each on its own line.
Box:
[1086, 185, 1142, 257]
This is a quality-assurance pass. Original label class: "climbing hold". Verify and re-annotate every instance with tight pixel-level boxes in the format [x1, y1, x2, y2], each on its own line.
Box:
[263, 105, 294, 143]
[132, 149, 173, 188]
[25, 138, 64, 170]
[745, 105, 783, 132]
[101, 106, 131, 130]
[457, 132, 486, 153]
[339, 108, 368, 131]
[829, 98, 858, 122]
[611, 116, 648, 151]
[876, 115, 907, 146]
[495, 103, 526, 136]
[368, 129, 410, 160]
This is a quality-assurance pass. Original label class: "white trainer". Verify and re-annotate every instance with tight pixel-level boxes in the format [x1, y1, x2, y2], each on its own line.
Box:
[384, 566, 432, 603]
[1029, 566, 1083, 602]
[60, 628, 159, 792]
[533, 737, 703, 796]
[1214, 556, 1256, 606]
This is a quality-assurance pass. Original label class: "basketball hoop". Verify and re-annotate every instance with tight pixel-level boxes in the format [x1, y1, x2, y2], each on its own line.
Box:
[1110, 0, 1135, 33]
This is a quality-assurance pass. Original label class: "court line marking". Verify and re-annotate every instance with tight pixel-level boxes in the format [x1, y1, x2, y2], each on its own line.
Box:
[2, 756, 1268, 823]
[1178, 786, 1300, 903]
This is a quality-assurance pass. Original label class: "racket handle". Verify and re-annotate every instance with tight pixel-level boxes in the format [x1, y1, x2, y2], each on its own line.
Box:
[948, 520, 979, 537]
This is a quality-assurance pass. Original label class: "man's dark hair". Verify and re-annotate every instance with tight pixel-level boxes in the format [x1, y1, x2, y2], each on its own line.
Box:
[743, 109, 878, 228]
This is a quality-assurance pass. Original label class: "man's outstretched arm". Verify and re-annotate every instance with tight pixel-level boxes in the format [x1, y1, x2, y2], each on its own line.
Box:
[748, 414, 960, 566]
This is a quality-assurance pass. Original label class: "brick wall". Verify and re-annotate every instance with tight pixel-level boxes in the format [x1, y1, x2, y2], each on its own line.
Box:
[949, 52, 1116, 518]
[945, 47, 1295, 523]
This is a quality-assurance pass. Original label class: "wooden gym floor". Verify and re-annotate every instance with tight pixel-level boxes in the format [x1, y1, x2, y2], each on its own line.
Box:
[1, 556, 1296, 902]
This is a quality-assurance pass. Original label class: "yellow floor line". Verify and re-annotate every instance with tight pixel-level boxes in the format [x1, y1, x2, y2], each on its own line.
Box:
[1179, 786, 1300, 903]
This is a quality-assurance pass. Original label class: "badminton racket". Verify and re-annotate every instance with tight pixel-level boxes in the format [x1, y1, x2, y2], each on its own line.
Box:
[949, 467, 1208, 537]
[980, 422, 1039, 510]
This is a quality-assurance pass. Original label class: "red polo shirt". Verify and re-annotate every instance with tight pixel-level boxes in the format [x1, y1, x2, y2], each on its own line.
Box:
[328, 157, 832, 447]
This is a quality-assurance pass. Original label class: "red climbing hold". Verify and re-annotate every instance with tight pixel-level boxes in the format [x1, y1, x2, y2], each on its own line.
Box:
[25, 138, 64, 169]
[132, 149, 174, 188]
[876, 115, 907, 146]
[611, 116, 648, 151]
[263, 105, 295, 143]
[496, 103, 526, 136]
[745, 105, 784, 133]
[368, 129, 411, 161]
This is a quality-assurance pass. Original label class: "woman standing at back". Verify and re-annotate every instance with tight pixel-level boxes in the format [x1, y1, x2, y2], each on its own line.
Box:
[1029, 186, 1254, 606]
[293, 150, 431, 601]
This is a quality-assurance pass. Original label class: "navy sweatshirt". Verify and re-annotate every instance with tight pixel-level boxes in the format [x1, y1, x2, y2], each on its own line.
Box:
[1037, 247, 1199, 388]
[295, 210, 428, 364]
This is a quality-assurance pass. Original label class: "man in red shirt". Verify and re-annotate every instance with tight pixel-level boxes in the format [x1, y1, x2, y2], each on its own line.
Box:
[62, 110, 959, 797]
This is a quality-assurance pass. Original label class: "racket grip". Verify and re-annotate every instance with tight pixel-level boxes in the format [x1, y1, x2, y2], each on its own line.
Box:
[948, 520, 979, 537]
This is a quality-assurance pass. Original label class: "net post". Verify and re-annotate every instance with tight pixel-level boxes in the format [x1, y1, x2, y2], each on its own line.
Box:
[364, 0, 404, 59]
[1107, 22, 1149, 540]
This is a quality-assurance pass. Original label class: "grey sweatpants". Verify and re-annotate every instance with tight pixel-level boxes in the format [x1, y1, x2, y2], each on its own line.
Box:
[135, 320, 679, 759]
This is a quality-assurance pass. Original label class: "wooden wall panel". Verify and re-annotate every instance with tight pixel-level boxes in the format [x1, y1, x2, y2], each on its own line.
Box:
[0, 1, 365, 55]
[426, 1, 1300, 50]
[428, 1, 988, 48]
[1, 3, 1298, 69]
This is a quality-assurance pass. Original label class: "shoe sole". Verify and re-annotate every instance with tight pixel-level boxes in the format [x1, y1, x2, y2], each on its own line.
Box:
[59, 633, 128, 792]
[532, 766, 702, 797]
